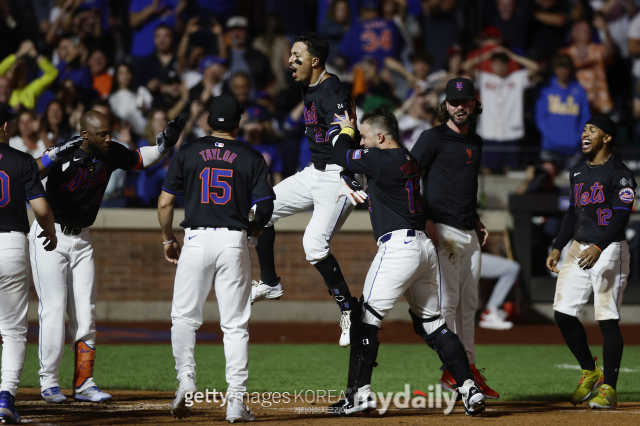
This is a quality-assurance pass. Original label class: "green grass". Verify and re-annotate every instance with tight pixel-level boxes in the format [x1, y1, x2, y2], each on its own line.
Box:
[7, 344, 640, 401]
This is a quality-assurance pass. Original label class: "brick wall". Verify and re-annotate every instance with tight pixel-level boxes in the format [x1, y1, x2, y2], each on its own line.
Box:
[30, 230, 505, 301]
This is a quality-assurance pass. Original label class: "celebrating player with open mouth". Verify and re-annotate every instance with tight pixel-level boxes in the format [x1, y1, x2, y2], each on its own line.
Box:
[547, 116, 634, 409]
[251, 32, 366, 346]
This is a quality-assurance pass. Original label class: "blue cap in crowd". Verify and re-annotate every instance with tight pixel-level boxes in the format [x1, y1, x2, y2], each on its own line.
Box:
[361, 0, 380, 10]
[199, 55, 227, 73]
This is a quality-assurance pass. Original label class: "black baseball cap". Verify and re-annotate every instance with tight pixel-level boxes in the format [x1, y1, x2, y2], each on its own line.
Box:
[0, 102, 18, 124]
[208, 94, 244, 128]
[445, 78, 476, 101]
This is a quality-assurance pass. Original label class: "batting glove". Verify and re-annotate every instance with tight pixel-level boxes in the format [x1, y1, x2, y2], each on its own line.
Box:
[336, 176, 367, 205]
[41, 136, 83, 167]
[157, 116, 186, 154]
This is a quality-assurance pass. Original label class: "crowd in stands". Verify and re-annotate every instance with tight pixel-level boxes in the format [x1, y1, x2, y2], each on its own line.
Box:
[2, 0, 640, 206]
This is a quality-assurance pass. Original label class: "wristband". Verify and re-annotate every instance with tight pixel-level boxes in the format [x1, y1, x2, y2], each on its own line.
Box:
[593, 245, 602, 252]
[163, 239, 176, 245]
[340, 127, 355, 139]
[41, 154, 54, 168]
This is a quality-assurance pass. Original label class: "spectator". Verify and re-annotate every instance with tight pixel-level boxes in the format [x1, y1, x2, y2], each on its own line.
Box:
[109, 63, 151, 135]
[40, 99, 72, 148]
[240, 106, 283, 185]
[321, 0, 352, 66]
[191, 0, 237, 24]
[483, 0, 531, 52]
[421, 0, 461, 71]
[226, 15, 274, 99]
[627, 8, 640, 87]
[0, 40, 58, 110]
[381, 0, 417, 59]
[87, 49, 112, 99]
[428, 45, 468, 102]
[177, 16, 227, 90]
[535, 54, 590, 169]
[9, 110, 46, 157]
[465, 27, 521, 75]
[182, 99, 211, 144]
[230, 71, 257, 110]
[135, 24, 179, 94]
[189, 55, 229, 108]
[529, 0, 570, 61]
[152, 75, 189, 119]
[55, 35, 94, 99]
[136, 108, 172, 206]
[394, 90, 435, 150]
[590, 0, 636, 59]
[464, 46, 541, 171]
[0, 76, 10, 104]
[252, 14, 291, 95]
[129, 0, 186, 59]
[560, 18, 615, 115]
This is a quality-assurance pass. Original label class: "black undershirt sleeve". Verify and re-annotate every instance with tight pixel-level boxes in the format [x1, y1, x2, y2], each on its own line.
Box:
[552, 205, 577, 251]
[253, 198, 274, 229]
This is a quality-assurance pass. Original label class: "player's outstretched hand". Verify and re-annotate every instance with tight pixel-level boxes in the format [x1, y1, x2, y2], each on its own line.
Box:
[336, 176, 367, 205]
[577, 245, 601, 270]
[475, 219, 489, 246]
[425, 220, 439, 247]
[158, 116, 186, 154]
[38, 231, 57, 251]
[46, 136, 83, 163]
[331, 110, 357, 130]
[546, 249, 561, 274]
[164, 240, 181, 264]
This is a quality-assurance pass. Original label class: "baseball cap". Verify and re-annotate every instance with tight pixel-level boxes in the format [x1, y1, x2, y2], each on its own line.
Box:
[226, 16, 248, 30]
[199, 55, 226, 73]
[444, 78, 476, 101]
[361, 0, 380, 9]
[481, 26, 502, 39]
[208, 94, 244, 128]
[0, 102, 18, 124]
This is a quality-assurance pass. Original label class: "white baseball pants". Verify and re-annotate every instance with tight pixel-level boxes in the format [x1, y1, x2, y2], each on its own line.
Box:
[436, 224, 481, 364]
[0, 232, 30, 397]
[554, 240, 629, 321]
[171, 228, 252, 395]
[480, 253, 520, 309]
[30, 222, 97, 392]
[362, 230, 444, 334]
[267, 164, 355, 264]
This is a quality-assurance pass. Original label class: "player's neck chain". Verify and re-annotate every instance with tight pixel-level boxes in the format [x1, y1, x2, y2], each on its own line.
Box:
[309, 69, 327, 88]
[587, 154, 612, 169]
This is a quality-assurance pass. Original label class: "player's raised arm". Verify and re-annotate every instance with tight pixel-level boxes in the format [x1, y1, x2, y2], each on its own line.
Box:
[136, 116, 186, 170]
[36, 136, 83, 175]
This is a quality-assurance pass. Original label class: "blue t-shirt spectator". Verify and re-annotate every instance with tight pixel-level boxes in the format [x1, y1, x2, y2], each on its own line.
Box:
[338, 18, 403, 68]
[136, 138, 172, 206]
[129, 0, 179, 58]
[252, 144, 283, 177]
[535, 77, 590, 156]
[57, 60, 93, 91]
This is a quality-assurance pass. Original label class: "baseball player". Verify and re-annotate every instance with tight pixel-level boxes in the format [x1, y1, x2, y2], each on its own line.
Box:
[159, 94, 275, 422]
[0, 102, 57, 425]
[252, 32, 367, 346]
[410, 78, 499, 399]
[328, 108, 485, 416]
[546, 116, 634, 409]
[31, 110, 185, 404]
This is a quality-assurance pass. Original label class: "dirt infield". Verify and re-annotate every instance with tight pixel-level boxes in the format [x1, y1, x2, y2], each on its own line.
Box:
[14, 389, 640, 425]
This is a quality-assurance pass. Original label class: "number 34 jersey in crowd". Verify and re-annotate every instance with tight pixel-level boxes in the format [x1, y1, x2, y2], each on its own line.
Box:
[162, 136, 275, 229]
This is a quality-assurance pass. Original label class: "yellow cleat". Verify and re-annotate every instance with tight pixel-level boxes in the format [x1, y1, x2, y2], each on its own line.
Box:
[570, 357, 603, 405]
[589, 384, 617, 409]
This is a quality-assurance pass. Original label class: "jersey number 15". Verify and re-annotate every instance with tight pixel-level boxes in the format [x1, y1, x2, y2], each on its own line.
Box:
[0, 171, 9, 207]
[405, 177, 422, 213]
[200, 168, 233, 204]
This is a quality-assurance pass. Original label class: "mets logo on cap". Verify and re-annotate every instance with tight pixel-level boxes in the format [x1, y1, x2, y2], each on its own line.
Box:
[619, 187, 635, 203]
[456, 82, 463, 91]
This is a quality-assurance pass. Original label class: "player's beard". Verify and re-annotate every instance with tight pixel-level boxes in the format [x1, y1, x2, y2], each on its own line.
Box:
[448, 110, 471, 127]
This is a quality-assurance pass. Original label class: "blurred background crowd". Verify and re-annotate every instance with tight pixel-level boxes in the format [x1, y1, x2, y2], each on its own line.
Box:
[2, 0, 640, 207]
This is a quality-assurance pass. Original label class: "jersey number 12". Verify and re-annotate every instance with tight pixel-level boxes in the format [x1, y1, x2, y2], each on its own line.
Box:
[200, 168, 233, 204]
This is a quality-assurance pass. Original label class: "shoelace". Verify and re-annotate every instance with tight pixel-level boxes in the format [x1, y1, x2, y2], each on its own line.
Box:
[474, 368, 488, 384]
[577, 371, 589, 385]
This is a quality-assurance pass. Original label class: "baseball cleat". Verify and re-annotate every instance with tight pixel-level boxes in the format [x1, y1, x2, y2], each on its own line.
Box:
[0, 391, 21, 424]
[472, 367, 499, 399]
[459, 379, 485, 416]
[226, 398, 255, 423]
[251, 279, 283, 304]
[41, 386, 67, 404]
[479, 308, 513, 330]
[330, 385, 376, 416]
[339, 311, 351, 347]
[440, 369, 456, 393]
[588, 384, 617, 409]
[570, 357, 604, 405]
[171, 373, 197, 419]
[73, 386, 112, 403]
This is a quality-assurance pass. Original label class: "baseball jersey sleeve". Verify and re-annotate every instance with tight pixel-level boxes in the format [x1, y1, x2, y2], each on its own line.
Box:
[320, 93, 353, 144]
[332, 133, 382, 178]
[252, 156, 276, 204]
[162, 151, 184, 196]
[23, 156, 46, 200]
[107, 141, 144, 171]
[593, 171, 637, 251]
[410, 130, 440, 173]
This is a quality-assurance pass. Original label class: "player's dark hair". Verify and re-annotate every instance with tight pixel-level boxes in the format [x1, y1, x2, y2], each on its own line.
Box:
[435, 100, 483, 125]
[360, 108, 400, 142]
[294, 32, 329, 65]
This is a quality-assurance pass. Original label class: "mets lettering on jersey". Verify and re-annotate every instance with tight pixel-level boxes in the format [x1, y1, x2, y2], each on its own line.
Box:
[61, 166, 108, 191]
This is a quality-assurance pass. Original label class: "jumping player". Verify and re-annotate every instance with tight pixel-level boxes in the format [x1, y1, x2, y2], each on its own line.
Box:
[252, 32, 366, 346]
[410, 78, 499, 399]
[159, 94, 274, 421]
[31, 111, 184, 404]
[328, 108, 485, 416]
[546, 116, 633, 409]
[0, 102, 57, 424]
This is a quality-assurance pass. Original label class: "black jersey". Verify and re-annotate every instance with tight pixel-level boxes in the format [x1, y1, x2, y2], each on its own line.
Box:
[0, 143, 46, 233]
[332, 133, 425, 241]
[45, 142, 142, 228]
[552, 155, 636, 251]
[302, 75, 352, 164]
[162, 136, 275, 229]
[411, 124, 483, 231]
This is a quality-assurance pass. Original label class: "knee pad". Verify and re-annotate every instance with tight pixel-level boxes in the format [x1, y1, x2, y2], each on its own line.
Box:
[347, 321, 380, 392]
[73, 341, 95, 389]
[361, 300, 384, 328]
[409, 309, 445, 345]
